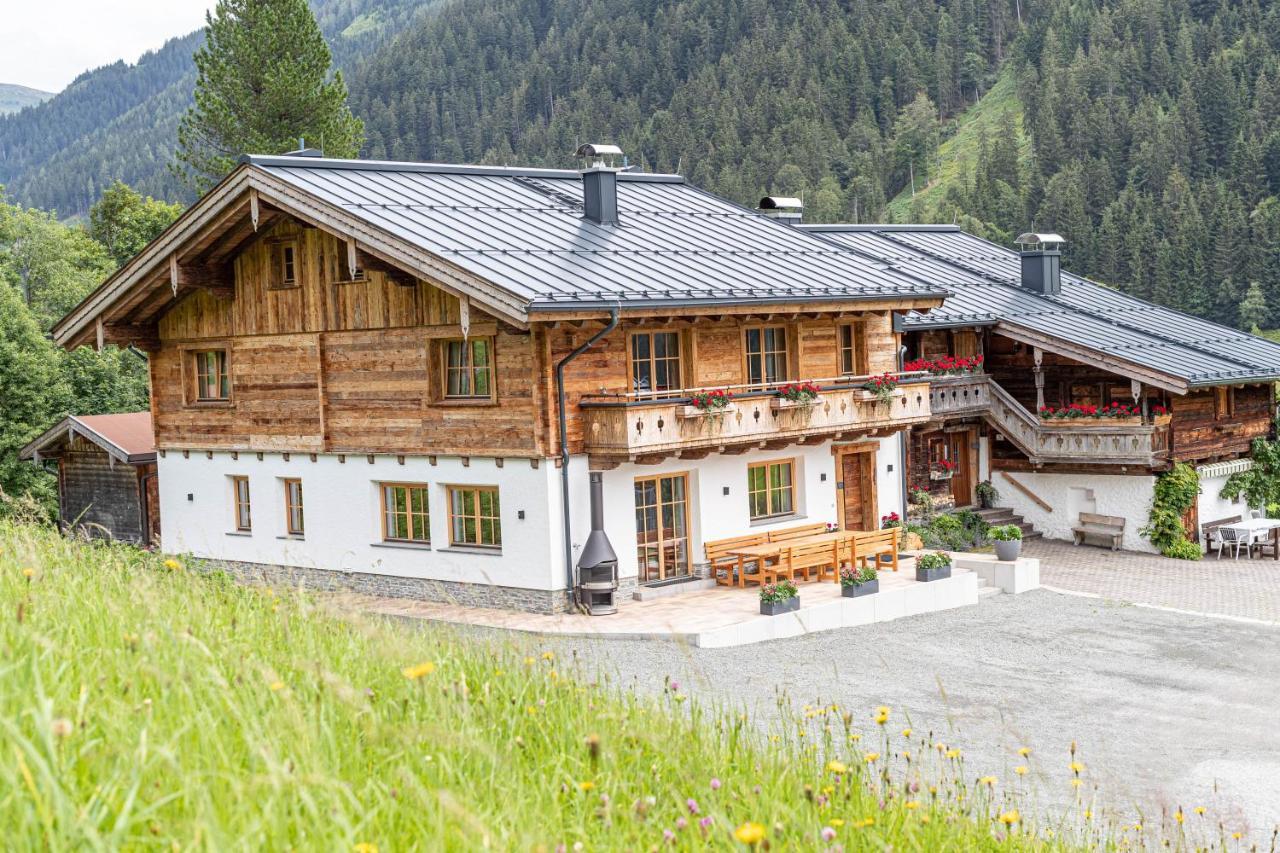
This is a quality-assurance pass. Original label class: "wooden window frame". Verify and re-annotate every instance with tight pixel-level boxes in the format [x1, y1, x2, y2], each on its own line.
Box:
[747, 458, 797, 521]
[439, 337, 497, 404]
[742, 324, 794, 388]
[447, 485, 502, 548]
[231, 475, 251, 532]
[627, 328, 688, 398]
[269, 238, 300, 290]
[380, 482, 431, 544]
[1214, 387, 1236, 420]
[283, 478, 305, 537]
[184, 346, 232, 406]
[634, 471, 692, 582]
[838, 320, 868, 376]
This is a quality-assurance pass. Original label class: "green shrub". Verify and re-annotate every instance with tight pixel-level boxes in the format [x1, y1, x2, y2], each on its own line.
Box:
[931, 513, 962, 534]
[1161, 539, 1203, 560]
[1142, 463, 1201, 559]
[989, 523, 1023, 541]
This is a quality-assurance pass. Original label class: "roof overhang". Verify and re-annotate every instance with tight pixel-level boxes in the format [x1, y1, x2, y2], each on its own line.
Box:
[995, 320, 1190, 395]
[19, 415, 156, 465]
[527, 295, 945, 322]
[51, 164, 532, 349]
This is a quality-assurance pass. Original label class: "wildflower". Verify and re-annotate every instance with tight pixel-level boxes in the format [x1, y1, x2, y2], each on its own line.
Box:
[904, 801, 920, 810]
[542, 651, 555, 661]
[686, 798, 699, 814]
[901, 728, 912, 738]
[579, 781, 595, 791]
[675, 818, 688, 830]
[50, 718, 73, 738]
[849, 733, 861, 742]
[699, 817, 713, 831]
[864, 752, 879, 763]
[733, 822, 765, 845]
[826, 760, 848, 775]
[354, 844, 378, 853]
[945, 749, 960, 759]
[1193, 806, 1206, 815]
[22, 568, 33, 578]
[1014, 765, 1028, 775]
[999, 810, 1020, 826]
[1018, 746, 1032, 757]
[401, 662, 436, 679]
[820, 826, 836, 842]
[662, 829, 674, 843]
[1083, 810, 1092, 821]
[1070, 779, 1083, 788]
[163, 559, 181, 571]
[710, 778, 721, 791]
[1232, 832, 1243, 840]
[978, 776, 997, 787]
[1069, 760, 1084, 773]
[269, 681, 284, 692]
[830, 819, 844, 827]
[585, 733, 600, 761]
[526, 706, 538, 716]
[524, 656, 535, 666]
[1174, 810, 1183, 824]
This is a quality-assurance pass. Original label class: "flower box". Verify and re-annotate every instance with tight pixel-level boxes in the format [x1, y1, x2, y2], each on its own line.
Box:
[769, 397, 817, 411]
[915, 564, 951, 583]
[841, 579, 878, 598]
[1153, 414, 1173, 426]
[928, 470, 954, 481]
[915, 552, 952, 583]
[1040, 417, 1143, 428]
[677, 402, 737, 419]
[760, 596, 800, 616]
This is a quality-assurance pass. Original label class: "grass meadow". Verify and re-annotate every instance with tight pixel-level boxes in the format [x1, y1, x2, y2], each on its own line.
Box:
[0, 521, 1246, 850]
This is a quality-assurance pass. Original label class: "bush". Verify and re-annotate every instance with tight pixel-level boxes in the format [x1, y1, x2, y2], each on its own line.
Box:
[1162, 538, 1203, 560]
[989, 523, 1023, 542]
[1143, 463, 1200, 559]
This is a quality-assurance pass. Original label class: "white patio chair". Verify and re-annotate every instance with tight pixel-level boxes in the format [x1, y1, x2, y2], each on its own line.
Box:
[1218, 526, 1251, 559]
[1250, 509, 1263, 519]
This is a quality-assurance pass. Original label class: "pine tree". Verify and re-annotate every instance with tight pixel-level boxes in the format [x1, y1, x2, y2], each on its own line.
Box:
[173, 0, 365, 192]
[1239, 281, 1268, 332]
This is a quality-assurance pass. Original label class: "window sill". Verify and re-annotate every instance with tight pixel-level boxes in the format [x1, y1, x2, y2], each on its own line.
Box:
[437, 398, 499, 407]
[372, 540, 433, 552]
[188, 400, 233, 409]
[276, 534, 306, 541]
[225, 530, 253, 537]
[749, 514, 804, 528]
[439, 545, 503, 556]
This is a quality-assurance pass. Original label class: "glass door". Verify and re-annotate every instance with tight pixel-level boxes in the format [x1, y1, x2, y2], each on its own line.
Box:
[634, 474, 691, 583]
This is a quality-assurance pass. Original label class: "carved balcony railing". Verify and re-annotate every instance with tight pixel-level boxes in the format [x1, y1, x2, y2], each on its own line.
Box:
[927, 372, 992, 417]
[579, 375, 933, 459]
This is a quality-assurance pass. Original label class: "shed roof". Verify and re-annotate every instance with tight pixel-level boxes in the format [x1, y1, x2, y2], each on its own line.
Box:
[20, 412, 155, 465]
[804, 225, 1280, 390]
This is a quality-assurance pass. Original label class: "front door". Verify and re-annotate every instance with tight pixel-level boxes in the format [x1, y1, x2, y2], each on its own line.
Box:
[839, 449, 877, 531]
[634, 473, 691, 583]
[949, 429, 975, 507]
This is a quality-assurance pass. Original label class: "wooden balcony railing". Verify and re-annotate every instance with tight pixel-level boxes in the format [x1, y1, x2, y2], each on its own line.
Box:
[928, 372, 991, 417]
[579, 375, 933, 458]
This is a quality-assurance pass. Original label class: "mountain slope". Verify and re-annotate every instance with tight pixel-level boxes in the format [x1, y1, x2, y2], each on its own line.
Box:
[0, 0, 437, 216]
[0, 83, 53, 115]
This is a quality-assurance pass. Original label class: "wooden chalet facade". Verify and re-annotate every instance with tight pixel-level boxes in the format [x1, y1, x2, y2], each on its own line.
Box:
[50, 151, 945, 613]
[806, 226, 1280, 550]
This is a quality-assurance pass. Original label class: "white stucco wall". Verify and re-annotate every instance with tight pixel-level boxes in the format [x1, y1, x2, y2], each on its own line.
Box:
[998, 471, 1158, 553]
[159, 451, 562, 591]
[1195, 472, 1250, 537]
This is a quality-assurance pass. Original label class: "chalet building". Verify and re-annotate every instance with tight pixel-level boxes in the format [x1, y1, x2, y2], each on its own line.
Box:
[20, 412, 159, 545]
[803, 226, 1280, 550]
[49, 149, 949, 613]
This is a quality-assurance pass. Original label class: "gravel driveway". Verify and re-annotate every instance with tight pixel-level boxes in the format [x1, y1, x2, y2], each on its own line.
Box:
[539, 590, 1280, 837]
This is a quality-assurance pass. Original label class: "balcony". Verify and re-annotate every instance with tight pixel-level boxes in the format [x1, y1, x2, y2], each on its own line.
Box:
[579, 375, 933, 459]
[928, 372, 991, 417]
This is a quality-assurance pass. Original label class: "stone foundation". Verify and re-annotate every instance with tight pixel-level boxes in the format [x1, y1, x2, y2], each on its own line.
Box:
[198, 558, 574, 614]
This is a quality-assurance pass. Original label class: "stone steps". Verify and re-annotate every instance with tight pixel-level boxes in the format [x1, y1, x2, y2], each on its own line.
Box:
[974, 506, 1042, 540]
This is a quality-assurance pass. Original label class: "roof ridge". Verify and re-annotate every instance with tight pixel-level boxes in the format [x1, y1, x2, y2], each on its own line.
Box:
[244, 153, 685, 183]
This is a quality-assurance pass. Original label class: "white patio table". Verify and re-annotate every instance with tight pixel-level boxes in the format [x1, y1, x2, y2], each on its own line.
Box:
[1221, 517, 1280, 560]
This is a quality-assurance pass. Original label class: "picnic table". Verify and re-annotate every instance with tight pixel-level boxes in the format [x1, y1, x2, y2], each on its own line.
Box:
[1222, 517, 1280, 560]
[725, 528, 900, 584]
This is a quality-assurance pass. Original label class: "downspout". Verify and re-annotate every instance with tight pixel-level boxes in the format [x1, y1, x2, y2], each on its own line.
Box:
[555, 306, 620, 608]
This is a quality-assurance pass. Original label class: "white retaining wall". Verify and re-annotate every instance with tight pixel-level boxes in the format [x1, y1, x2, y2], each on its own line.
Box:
[997, 471, 1159, 553]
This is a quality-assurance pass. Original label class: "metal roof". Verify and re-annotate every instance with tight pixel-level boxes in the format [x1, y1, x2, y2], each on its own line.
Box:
[20, 412, 156, 464]
[804, 224, 1280, 388]
[246, 155, 948, 312]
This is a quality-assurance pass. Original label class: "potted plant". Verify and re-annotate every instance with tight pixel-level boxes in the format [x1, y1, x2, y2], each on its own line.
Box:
[861, 373, 899, 404]
[880, 511, 902, 529]
[1151, 404, 1172, 426]
[759, 579, 800, 615]
[680, 388, 735, 418]
[929, 459, 956, 480]
[840, 564, 879, 597]
[915, 551, 952, 583]
[975, 480, 1000, 509]
[990, 523, 1023, 561]
[772, 382, 822, 410]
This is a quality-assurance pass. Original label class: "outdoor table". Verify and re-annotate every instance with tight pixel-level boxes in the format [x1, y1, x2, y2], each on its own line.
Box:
[1222, 518, 1280, 560]
[726, 531, 849, 561]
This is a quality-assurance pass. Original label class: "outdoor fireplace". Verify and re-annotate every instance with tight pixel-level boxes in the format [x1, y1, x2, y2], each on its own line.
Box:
[576, 471, 619, 615]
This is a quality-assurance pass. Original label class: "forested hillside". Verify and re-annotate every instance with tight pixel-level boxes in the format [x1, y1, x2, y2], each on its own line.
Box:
[0, 0, 436, 217]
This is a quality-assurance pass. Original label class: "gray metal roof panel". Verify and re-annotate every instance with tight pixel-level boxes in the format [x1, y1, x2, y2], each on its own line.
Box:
[808, 225, 1280, 386]
[253, 158, 948, 310]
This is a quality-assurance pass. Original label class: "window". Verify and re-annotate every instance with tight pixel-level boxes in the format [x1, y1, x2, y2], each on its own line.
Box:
[1215, 387, 1235, 420]
[283, 479, 304, 536]
[747, 460, 796, 520]
[192, 350, 230, 402]
[839, 322, 866, 376]
[443, 338, 494, 400]
[629, 331, 683, 397]
[231, 476, 251, 531]
[744, 326, 790, 387]
[382, 483, 430, 543]
[448, 486, 501, 547]
[270, 239, 299, 289]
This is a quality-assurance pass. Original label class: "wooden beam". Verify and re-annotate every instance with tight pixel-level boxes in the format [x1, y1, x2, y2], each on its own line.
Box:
[100, 322, 160, 352]
[170, 256, 235, 300]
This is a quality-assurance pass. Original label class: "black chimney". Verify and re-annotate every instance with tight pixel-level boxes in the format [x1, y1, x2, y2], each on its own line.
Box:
[1015, 232, 1065, 296]
[576, 471, 619, 615]
[575, 144, 624, 227]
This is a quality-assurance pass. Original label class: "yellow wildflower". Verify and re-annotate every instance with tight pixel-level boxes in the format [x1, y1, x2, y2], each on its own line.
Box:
[830, 818, 844, 827]
[22, 568, 33, 578]
[542, 650, 555, 661]
[901, 727, 912, 738]
[733, 822, 765, 845]
[354, 844, 378, 853]
[1232, 832, 1243, 840]
[1014, 765, 1028, 775]
[524, 656, 535, 666]
[904, 800, 920, 810]
[919, 815, 931, 824]
[876, 705, 890, 716]
[945, 748, 960, 759]
[401, 662, 436, 679]
[874, 711, 888, 725]
[163, 559, 181, 571]
[849, 733, 861, 742]
[1018, 746, 1032, 757]
[1174, 810, 1183, 824]
[999, 810, 1020, 826]
[1069, 761, 1085, 773]
[269, 681, 285, 692]
[1084, 810, 1093, 821]
[978, 776, 997, 787]
[579, 781, 595, 791]
[864, 752, 880, 763]
[1193, 806, 1206, 815]
[826, 760, 848, 774]
[1070, 778, 1083, 788]
[526, 705, 538, 716]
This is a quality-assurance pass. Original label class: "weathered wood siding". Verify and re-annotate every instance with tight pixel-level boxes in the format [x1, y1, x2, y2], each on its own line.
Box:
[57, 441, 144, 543]
[1170, 385, 1274, 463]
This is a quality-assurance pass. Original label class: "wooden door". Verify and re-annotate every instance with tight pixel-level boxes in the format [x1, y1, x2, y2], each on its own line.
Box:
[839, 449, 877, 531]
[634, 473, 691, 583]
[949, 429, 975, 507]
[141, 469, 161, 547]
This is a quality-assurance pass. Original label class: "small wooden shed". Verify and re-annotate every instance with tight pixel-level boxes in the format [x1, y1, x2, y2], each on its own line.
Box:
[20, 412, 159, 546]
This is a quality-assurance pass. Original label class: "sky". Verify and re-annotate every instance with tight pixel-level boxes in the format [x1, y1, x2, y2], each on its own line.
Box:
[0, 1, 218, 93]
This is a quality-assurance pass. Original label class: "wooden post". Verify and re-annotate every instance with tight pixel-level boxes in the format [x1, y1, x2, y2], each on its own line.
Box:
[249, 188, 260, 231]
[1032, 346, 1045, 411]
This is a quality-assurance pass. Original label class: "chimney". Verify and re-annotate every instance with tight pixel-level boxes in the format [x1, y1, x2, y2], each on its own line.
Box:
[1015, 232, 1066, 296]
[576, 471, 619, 616]
[284, 137, 324, 158]
[575, 143, 624, 226]
[758, 196, 804, 225]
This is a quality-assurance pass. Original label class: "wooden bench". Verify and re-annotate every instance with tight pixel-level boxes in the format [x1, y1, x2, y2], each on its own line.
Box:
[849, 528, 901, 573]
[780, 540, 840, 584]
[705, 532, 769, 587]
[767, 522, 830, 543]
[1072, 512, 1125, 551]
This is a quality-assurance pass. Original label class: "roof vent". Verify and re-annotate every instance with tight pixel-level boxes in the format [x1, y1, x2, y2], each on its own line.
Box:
[575, 144, 623, 227]
[758, 196, 803, 225]
[1015, 232, 1065, 296]
[284, 137, 324, 158]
